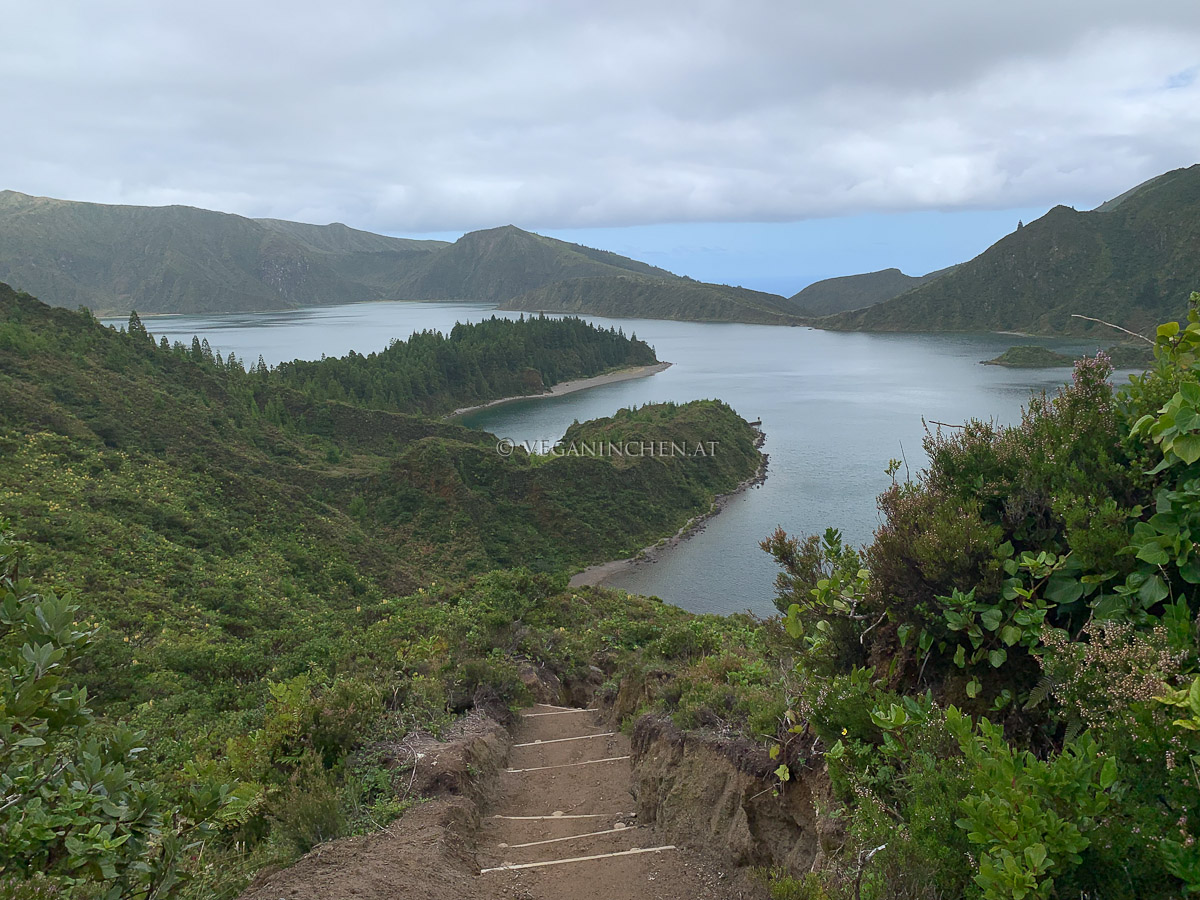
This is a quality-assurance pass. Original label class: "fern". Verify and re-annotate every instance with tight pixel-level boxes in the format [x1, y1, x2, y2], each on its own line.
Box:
[1023, 674, 1056, 711]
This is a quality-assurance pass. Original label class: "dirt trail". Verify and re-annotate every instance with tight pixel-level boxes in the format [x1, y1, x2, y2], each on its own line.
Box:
[479, 704, 752, 900]
[238, 706, 760, 900]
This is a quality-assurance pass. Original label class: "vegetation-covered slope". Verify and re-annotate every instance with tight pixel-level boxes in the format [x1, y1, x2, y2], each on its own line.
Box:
[790, 266, 952, 316]
[981, 343, 1155, 368]
[0, 283, 762, 711]
[827, 164, 1200, 335]
[0, 191, 447, 315]
[388, 225, 680, 302]
[500, 273, 806, 324]
[583, 294, 1200, 899]
[0, 281, 764, 895]
[0, 195, 685, 316]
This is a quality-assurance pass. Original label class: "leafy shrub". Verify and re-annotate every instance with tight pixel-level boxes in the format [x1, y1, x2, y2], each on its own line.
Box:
[0, 526, 252, 896]
[265, 764, 344, 856]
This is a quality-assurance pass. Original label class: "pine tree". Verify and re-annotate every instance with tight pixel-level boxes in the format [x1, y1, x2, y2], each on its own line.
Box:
[127, 309, 149, 340]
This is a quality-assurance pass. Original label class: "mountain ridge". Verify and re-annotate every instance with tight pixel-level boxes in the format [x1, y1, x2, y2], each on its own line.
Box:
[789, 266, 955, 316]
[824, 164, 1200, 335]
[0, 193, 688, 316]
[501, 273, 805, 324]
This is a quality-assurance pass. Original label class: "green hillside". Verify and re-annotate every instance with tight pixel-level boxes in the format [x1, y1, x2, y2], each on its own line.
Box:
[0, 194, 686, 316]
[826, 164, 1200, 334]
[981, 342, 1156, 368]
[0, 280, 766, 893]
[790, 266, 952, 316]
[0, 191, 454, 315]
[388, 224, 681, 302]
[500, 273, 806, 324]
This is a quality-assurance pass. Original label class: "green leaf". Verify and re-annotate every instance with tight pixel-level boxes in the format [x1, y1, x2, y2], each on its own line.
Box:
[1179, 557, 1200, 584]
[1024, 842, 1048, 872]
[774, 763, 791, 782]
[1100, 758, 1118, 790]
[1137, 573, 1169, 607]
[980, 608, 1002, 632]
[966, 679, 981, 699]
[1044, 572, 1084, 605]
[989, 648, 1007, 668]
[1173, 433, 1200, 464]
[1159, 321, 1181, 339]
[1000, 625, 1022, 646]
[1091, 594, 1128, 620]
[954, 644, 966, 668]
[1136, 543, 1170, 565]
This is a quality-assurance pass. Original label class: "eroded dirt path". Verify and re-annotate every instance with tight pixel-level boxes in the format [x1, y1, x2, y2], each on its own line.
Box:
[238, 706, 758, 900]
[478, 704, 748, 900]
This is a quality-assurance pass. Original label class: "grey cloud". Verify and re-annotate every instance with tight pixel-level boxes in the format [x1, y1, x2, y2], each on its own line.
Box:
[3, 1, 1199, 231]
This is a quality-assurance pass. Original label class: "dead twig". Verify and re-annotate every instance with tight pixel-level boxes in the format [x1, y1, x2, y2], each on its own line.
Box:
[854, 843, 888, 900]
[1069, 314, 1155, 345]
[859, 611, 888, 645]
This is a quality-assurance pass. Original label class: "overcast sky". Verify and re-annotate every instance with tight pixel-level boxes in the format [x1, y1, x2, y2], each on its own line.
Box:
[4, 1, 1200, 293]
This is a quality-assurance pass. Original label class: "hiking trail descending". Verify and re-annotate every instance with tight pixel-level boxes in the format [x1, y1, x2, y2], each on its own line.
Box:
[478, 704, 747, 899]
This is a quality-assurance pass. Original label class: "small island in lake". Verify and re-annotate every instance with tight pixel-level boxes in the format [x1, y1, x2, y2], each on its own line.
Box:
[982, 343, 1155, 368]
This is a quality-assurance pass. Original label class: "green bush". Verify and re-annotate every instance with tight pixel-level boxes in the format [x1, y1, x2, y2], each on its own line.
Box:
[265, 764, 344, 856]
[0, 527, 253, 896]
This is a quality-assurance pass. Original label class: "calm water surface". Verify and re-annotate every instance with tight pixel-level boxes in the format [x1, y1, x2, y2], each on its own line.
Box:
[108, 302, 1131, 618]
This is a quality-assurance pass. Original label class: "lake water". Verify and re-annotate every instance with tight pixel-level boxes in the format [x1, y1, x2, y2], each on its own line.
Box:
[110, 302, 1131, 618]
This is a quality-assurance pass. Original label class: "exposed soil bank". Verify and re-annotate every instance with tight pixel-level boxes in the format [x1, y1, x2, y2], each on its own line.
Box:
[238, 712, 511, 900]
[570, 437, 768, 589]
[239, 701, 767, 900]
[445, 361, 673, 419]
[627, 715, 841, 874]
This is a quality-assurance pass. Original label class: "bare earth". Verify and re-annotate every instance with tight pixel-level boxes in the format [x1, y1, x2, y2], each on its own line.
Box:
[240, 705, 759, 900]
[479, 705, 755, 900]
[445, 362, 672, 418]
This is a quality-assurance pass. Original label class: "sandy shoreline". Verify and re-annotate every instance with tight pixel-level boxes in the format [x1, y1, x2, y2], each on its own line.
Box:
[569, 441, 769, 589]
[444, 361, 672, 419]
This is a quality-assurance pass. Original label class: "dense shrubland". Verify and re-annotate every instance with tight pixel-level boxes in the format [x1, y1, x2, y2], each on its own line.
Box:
[589, 294, 1200, 898]
[749, 294, 1200, 898]
[0, 285, 763, 896]
[12, 276, 1200, 899]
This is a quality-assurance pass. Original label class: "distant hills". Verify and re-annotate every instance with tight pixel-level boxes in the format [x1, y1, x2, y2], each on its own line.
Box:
[8, 162, 1200, 331]
[788, 266, 954, 316]
[390, 224, 678, 302]
[0, 191, 447, 315]
[500, 274, 804, 325]
[0, 191, 787, 323]
[826, 164, 1200, 335]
